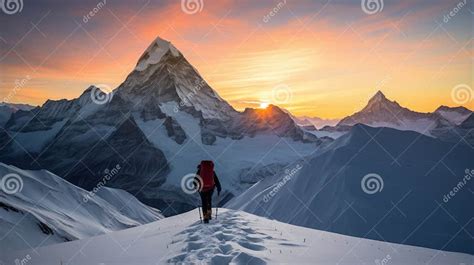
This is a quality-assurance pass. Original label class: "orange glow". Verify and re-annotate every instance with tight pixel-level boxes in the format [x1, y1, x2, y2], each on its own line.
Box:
[0, 1, 472, 118]
[259, 102, 270, 109]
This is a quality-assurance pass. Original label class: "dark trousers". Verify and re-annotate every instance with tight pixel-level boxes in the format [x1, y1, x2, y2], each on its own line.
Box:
[199, 190, 214, 217]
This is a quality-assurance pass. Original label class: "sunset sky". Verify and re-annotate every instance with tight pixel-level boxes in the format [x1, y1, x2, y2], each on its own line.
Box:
[0, 0, 472, 118]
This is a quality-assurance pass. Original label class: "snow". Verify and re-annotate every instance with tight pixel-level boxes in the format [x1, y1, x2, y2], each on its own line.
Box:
[136, 103, 317, 196]
[0, 163, 163, 251]
[337, 91, 452, 137]
[134, 37, 180, 72]
[368, 117, 437, 136]
[12, 120, 67, 153]
[0, 102, 35, 112]
[3, 208, 470, 265]
[436, 109, 472, 125]
[227, 125, 474, 255]
[296, 116, 340, 129]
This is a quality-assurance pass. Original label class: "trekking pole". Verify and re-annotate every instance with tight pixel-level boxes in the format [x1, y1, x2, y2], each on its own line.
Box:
[198, 205, 202, 223]
[215, 193, 220, 220]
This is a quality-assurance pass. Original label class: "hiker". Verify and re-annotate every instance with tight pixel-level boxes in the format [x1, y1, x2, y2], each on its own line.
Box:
[194, 160, 221, 223]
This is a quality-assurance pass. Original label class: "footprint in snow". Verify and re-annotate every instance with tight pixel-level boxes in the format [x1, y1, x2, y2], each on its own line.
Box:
[166, 211, 284, 264]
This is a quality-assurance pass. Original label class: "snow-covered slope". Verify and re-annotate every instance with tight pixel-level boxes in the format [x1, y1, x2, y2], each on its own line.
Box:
[0, 102, 34, 127]
[228, 125, 474, 255]
[0, 163, 163, 251]
[2, 209, 470, 265]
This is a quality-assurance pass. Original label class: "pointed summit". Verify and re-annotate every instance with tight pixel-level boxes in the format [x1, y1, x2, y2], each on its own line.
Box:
[362, 90, 398, 113]
[367, 90, 389, 106]
[372, 90, 386, 100]
[134, 36, 181, 72]
[117, 36, 237, 121]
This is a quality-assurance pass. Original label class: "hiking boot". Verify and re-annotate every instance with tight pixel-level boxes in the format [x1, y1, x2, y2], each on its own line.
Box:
[203, 211, 211, 221]
[208, 210, 212, 220]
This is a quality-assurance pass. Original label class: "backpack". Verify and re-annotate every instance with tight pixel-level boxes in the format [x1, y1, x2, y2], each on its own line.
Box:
[199, 160, 215, 192]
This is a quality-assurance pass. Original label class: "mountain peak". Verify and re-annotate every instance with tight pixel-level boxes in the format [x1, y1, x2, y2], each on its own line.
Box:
[369, 90, 387, 103]
[363, 90, 395, 111]
[134, 36, 181, 72]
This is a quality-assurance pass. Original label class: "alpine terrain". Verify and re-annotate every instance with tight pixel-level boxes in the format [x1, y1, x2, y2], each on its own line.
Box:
[0, 36, 321, 216]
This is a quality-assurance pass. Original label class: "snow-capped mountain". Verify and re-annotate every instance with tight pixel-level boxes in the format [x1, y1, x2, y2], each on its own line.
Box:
[0, 163, 163, 251]
[117, 37, 238, 122]
[337, 91, 451, 135]
[0, 36, 319, 216]
[0, 102, 34, 127]
[3, 209, 470, 265]
[228, 125, 474, 255]
[435, 105, 472, 125]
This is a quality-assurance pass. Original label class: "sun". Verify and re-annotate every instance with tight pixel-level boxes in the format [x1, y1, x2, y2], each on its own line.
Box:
[259, 102, 270, 109]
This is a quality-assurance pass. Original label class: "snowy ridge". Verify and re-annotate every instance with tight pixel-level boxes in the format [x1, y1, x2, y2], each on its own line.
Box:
[435, 105, 472, 125]
[3, 209, 470, 265]
[228, 124, 474, 255]
[0, 163, 163, 251]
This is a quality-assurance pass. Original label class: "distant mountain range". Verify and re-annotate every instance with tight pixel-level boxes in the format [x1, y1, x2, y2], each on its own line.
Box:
[293, 116, 339, 130]
[313, 91, 472, 143]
